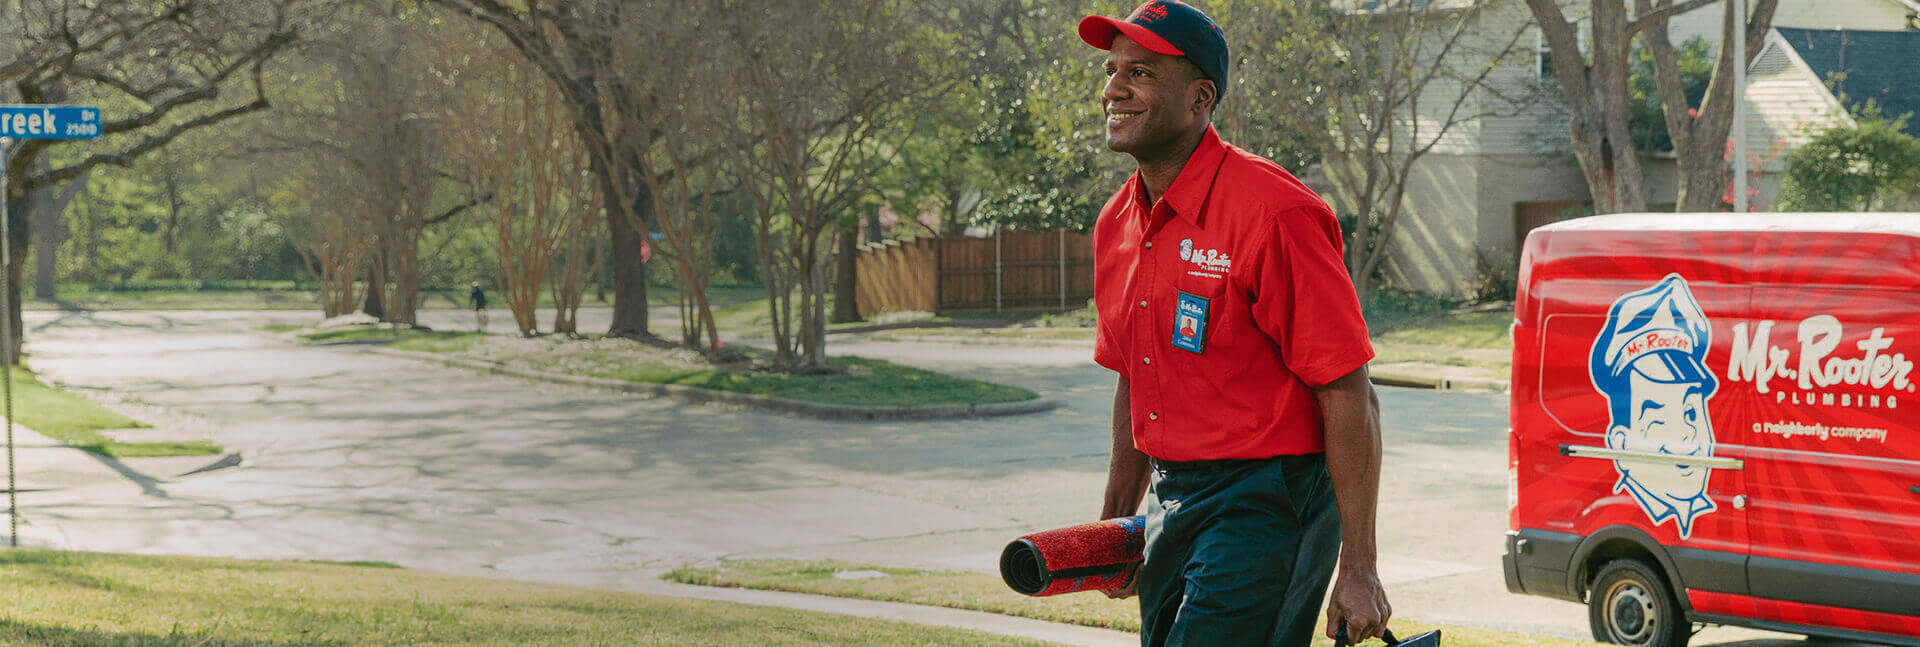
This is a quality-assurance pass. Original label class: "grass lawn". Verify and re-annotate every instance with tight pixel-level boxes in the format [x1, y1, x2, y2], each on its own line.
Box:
[560, 352, 1036, 406]
[27, 281, 767, 313]
[0, 550, 1052, 647]
[287, 321, 1035, 407]
[297, 327, 487, 347]
[384, 333, 1036, 407]
[1367, 302, 1514, 376]
[5, 367, 219, 458]
[666, 561, 1602, 647]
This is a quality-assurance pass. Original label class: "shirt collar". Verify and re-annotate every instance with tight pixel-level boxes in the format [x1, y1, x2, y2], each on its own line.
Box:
[1614, 470, 1717, 537]
[1116, 125, 1230, 227]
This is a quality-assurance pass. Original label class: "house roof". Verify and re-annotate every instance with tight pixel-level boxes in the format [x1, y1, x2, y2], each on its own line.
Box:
[1775, 27, 1920, 137]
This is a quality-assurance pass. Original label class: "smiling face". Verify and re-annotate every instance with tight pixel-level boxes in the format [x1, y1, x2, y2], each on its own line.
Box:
[1100, 35, 1213, 162]
[1609, 370, 1714, 502]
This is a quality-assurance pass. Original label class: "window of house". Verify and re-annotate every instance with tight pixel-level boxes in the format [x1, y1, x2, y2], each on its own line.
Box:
[1536, 20, 1590, 82]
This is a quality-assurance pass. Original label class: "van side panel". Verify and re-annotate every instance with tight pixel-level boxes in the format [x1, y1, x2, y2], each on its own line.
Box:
[1689, 591, 1920, 640]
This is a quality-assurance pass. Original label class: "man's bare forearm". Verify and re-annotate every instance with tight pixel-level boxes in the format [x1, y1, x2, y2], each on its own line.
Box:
[1316, 367, 1382, 570]
[1103, 376, 1151, 519]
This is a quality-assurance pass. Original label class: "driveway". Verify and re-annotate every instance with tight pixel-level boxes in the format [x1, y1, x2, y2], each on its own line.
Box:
[15, 309, 1820, 645]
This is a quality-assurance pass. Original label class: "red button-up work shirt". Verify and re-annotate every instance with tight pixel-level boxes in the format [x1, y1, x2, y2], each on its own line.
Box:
[1092, 126, 1374, 461]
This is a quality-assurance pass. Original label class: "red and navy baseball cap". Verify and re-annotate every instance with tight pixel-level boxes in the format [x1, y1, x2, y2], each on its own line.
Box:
[1078, 1, 1229, 98]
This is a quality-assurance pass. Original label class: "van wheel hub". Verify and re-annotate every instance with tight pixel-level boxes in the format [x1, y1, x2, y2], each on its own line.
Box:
[1606, 582, 1657, 642]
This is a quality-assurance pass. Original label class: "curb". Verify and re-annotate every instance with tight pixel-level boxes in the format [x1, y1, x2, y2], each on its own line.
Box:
[1369, 370, 1510, 393]
[369, 348, 1061, 421]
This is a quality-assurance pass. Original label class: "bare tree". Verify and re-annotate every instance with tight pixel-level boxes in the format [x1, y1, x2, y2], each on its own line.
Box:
[548, 193, 602, 337]
[285, 154, 369, 318]
[0, 0, 305, 362]
[717, 0, 950, 371]
[257, 14, 451, 325]
[1526, 0, 1777, 213]
[449, 49, 591, 337]
[1247, 0, 1537, 302]
[427, 0, 661, 340]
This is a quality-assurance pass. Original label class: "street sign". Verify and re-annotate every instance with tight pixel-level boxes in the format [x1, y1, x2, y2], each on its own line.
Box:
[0, 105, 101, 140]
[0, 104, 101, 548]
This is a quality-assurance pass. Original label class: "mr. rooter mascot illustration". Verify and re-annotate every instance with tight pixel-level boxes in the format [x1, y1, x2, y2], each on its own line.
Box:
[1590, 274, 1721, 539]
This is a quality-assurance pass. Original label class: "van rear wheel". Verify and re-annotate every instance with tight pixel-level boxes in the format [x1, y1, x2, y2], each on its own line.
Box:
[1588, 559, 1690, 647]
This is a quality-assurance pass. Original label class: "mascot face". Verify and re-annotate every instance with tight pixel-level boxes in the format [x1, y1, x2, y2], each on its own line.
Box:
[1609, 371, 1714, 503]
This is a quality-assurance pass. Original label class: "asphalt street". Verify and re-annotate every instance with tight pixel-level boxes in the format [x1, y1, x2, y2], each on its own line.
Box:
[13, 307, 1834, 645]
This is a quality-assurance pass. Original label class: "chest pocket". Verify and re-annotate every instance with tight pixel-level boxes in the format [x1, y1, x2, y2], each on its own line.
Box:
[1163, 271, 1230, 355]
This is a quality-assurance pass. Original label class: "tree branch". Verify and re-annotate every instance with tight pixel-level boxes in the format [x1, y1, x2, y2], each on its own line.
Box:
[423, 191, 494, 226]
[1628, 0, 1720, 37]
[25, 62, 274, 191]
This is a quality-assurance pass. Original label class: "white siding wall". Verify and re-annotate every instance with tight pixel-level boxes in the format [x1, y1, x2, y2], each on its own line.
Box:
[1666, 0, 1912, 46]
[1741, 38, 1852, 173]
[1402, 0, 1554, 155]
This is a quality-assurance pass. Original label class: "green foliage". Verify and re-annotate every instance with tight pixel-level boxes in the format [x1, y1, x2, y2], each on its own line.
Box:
[1777, 114, 1920, 211]
[1470, 250, 1520, 304]
[959, 2, 1128, 233]
[53, 150, 305, 285]
[1628, 38, 1715, 153]
[1361, 288, 1463, 334]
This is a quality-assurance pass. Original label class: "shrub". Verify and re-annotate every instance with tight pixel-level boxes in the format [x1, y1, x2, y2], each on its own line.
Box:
[1777, 114, 1920, 212]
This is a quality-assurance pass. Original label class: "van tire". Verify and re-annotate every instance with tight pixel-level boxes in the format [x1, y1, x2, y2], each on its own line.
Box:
[1588, 559, 1690, 647]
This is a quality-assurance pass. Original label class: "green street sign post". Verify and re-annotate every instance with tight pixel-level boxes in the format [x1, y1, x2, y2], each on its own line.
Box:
[0, 104, 101, 547]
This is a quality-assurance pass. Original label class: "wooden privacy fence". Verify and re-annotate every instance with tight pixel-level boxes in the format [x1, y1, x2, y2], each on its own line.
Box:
[854, 230, 1094, 317]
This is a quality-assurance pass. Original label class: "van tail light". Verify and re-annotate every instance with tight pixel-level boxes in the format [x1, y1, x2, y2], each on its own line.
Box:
[1507, 427, 1520, 531]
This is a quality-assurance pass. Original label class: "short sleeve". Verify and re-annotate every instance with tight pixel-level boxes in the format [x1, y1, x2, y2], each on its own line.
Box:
[1246, 205, 1375, 386]
[1094, 314, 1128, 376]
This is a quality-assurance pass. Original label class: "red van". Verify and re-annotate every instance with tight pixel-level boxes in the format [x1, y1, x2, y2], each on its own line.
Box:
[1504, 213, 1920, 647]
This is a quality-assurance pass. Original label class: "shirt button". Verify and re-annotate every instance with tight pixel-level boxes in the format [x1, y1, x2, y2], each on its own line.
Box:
[1144, 241, 1153, 249]
[1142, 357, 1151, 365]
[1148, 412, 1159, 421]
[1138, 300, 1148, 309]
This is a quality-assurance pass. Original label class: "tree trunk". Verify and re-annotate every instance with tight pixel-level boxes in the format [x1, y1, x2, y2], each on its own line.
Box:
[596, 157, 651, 340]
[1528, 0, 1651, 215]
[31, 187, 57, 300]
[363, 253, 386, 320]
[5, 185, 33, 364]
[1649, 0, 1779, 212]
[6, 238, 22, 365]
[386, 236, 419, 325]
[31, 167, 84, 300]
[831, 221, 861, 324]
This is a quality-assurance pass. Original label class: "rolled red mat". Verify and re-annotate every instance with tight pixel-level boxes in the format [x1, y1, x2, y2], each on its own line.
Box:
[1000, 515, 1145, 596]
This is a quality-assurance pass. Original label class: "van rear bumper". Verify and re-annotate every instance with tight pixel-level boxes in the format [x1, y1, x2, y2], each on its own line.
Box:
[1504, 529, 1583, 602]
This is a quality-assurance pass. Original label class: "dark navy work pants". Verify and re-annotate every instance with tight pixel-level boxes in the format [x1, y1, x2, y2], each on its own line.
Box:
[1138, 453, 1341, 647]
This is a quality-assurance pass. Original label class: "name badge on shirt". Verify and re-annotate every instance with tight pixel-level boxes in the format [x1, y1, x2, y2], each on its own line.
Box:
[1172, 291, 1209, 353]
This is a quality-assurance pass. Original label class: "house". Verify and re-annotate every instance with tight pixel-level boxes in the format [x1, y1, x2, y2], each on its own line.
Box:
[1367, 0, 1919, 298]
[1716, 27, 1920, 199]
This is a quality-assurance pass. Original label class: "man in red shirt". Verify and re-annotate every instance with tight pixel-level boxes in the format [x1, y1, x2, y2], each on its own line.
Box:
[1078, 2, 1391, 645]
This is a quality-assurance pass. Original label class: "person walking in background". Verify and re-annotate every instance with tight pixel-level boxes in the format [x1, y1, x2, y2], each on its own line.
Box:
[470, 281, 489, 331]
[1078, 2, 1392, 645]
